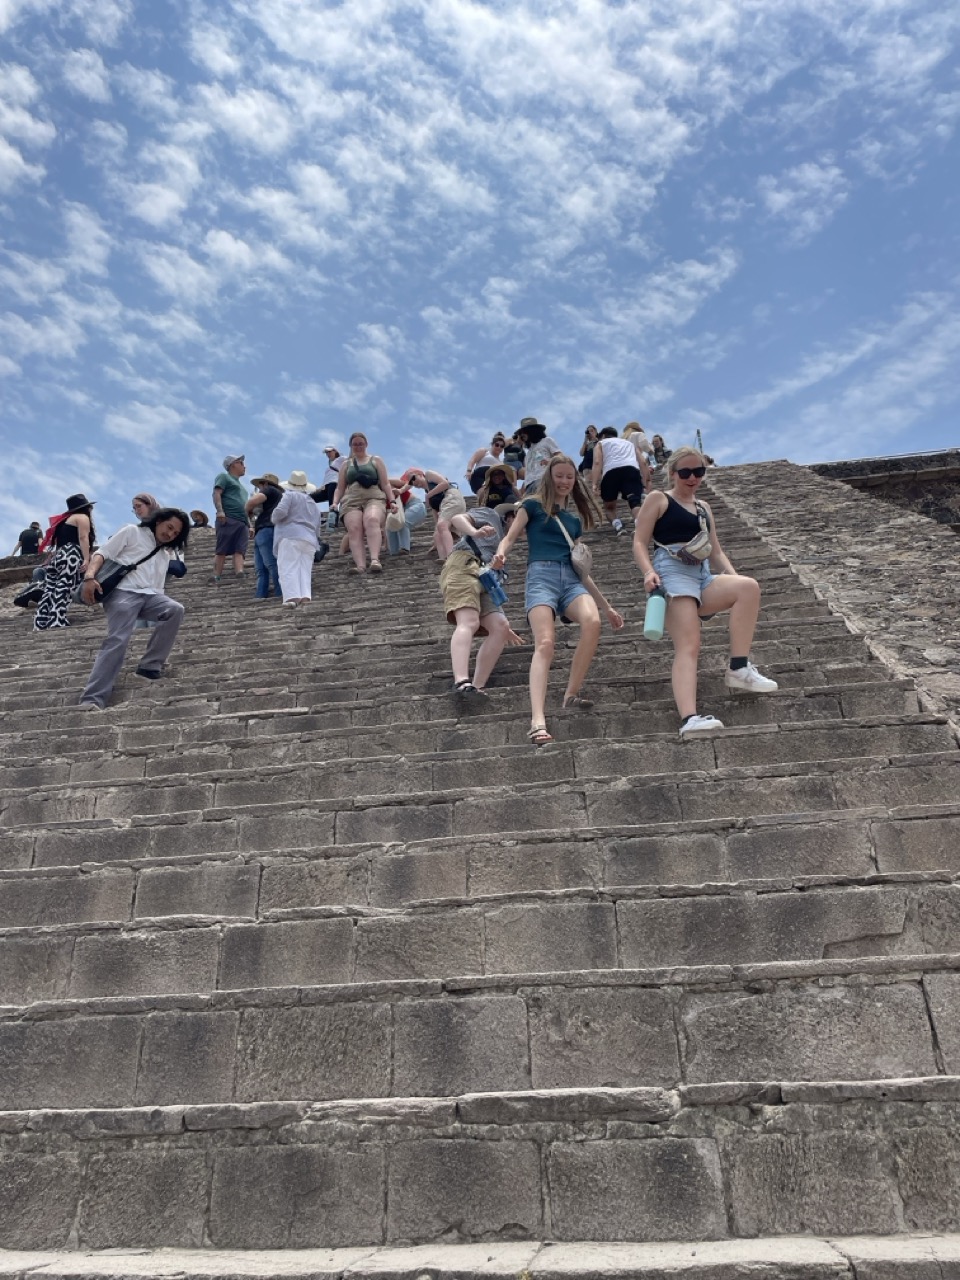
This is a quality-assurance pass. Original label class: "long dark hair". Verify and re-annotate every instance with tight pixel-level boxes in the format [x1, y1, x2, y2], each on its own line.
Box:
[139, 507, 191, 551]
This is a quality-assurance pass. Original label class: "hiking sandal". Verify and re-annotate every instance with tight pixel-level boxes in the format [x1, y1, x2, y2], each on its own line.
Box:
[562, 692, 595, 710]
[527, 724, 554, 746]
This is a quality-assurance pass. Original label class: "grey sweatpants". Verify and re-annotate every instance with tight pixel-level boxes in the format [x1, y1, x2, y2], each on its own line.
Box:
[81, 589, 185, 707]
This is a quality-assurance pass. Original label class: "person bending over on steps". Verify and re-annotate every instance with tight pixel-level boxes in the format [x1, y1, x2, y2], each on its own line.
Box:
[441, 502, 525, 697]
[78, 508, 190, 710]
[492, 454, 623, 747]
[632, 445, 778, 740]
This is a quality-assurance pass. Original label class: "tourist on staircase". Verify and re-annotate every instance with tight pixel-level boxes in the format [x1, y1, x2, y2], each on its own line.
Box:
[416, 466, 466, 560]
[514, 417, 561, 494]
[245, 472, 284, 600]
[385, 469, 429, 556]
[33, 494, 96, 631]
[632, 444, 778, 739]
[492, 454, 624, 746]
[475, 463, 521, 509]
[332, 432, 396, 575]
[464, 432, 508, 494]
[441, 501, 525, 697]
[590, 426, 651, 536]
[211, 454, 249, 583]
[77, 507, 190, 709]
[272, 477, 323, 607]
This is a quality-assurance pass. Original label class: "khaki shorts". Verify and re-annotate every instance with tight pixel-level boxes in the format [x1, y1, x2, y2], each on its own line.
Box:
[340, 483, 387, 516]
[440, 550, 501, 633]
[438, 488, 467, 522]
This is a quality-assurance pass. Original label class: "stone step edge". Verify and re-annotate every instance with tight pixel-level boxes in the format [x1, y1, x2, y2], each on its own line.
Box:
[0, 1236, 957, 1280]
[5, 1076, 960, 1138]
[0, 715, 950, 809]
[2, 753, 957, 846]
[0, 679, 919, 774]
[5, 798, 955, 882]
[5, 861, 960, 943]
[6, 948, 960, 1023]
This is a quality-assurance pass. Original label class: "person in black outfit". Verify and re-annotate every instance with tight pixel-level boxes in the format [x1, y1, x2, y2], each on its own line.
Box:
[12, 522, 42, 556]
[246, 472, 284, 599]
[34, 495, 96, 631]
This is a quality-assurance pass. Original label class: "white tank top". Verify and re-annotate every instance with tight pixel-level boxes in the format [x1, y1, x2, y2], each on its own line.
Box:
[599, 437, 639, 475]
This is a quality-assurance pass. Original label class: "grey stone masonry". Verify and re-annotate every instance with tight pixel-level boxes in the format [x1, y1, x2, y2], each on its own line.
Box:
[0, 466, 960, 1256]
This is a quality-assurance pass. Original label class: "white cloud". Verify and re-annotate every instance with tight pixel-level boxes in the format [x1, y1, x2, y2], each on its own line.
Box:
[260, 404, 306, 440]
[62, 48, 111, 101]
[0, 134, 43, 192]
[189, 22, 243, 77]
[63, 203, 112, 275]
[757, 160, 850, 246]
[104, 400, 183, 443]
[196, 84, 295, 154]
[138, 244, 217, 304]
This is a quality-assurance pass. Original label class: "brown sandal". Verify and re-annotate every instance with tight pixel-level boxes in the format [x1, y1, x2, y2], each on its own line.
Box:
[527, 724, 554, 746]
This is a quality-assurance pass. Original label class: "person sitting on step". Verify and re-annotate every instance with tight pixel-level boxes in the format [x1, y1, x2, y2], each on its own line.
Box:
[632, 444, 778, 740]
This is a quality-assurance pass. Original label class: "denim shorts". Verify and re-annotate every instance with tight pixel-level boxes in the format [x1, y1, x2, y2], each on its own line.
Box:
[525, 559, 589, 617]
[653, 546, 715, 604]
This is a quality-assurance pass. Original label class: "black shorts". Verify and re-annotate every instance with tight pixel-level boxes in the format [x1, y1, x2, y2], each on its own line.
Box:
[599, 465, 644, 508]
[313, 482, 338, 506]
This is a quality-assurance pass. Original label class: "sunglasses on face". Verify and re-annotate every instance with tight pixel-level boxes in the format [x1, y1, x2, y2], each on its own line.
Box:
[676, 466, 706, 479]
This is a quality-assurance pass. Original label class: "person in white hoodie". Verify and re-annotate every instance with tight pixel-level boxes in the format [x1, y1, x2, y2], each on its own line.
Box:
[273, 472, 322, 606]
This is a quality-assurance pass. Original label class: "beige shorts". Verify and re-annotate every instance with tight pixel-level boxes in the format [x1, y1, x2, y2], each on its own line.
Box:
[437, 489, 467, 522]
[340, 483, 387, 516]
[440, 550, 501, 633]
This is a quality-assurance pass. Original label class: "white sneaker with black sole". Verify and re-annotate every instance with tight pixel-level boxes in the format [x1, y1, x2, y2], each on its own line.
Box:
[611, 518, 624, 535]
[679, 714, 725, 738]
[724, 663, 779, 694]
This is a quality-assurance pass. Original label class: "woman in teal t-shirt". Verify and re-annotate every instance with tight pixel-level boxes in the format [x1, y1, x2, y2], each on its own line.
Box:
[492, 454, 623, 745]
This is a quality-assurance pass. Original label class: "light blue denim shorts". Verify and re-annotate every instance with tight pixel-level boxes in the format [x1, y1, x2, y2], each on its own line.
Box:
[653, 546, 715, 604]
[525, 559, 589, 617]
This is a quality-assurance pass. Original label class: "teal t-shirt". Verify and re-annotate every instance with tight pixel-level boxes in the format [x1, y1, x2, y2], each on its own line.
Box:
[214, 471, 248, 521]
[521, 497, 582, 562]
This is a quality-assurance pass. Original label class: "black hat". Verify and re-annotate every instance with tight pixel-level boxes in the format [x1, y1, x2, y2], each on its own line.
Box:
[65, 493, 95, 511]
[517, 418, 546, 443]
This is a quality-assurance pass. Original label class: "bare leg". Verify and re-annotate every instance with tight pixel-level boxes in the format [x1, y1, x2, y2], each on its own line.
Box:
[214, 554, 226, 576]
[435, 518, 454, 559]
[472, 612, 509, 689]
[665, 596, 702, 718]
[527, 605, 556, 729]
[232, 552, 245, 575]
[344, 510, 365, 569]
[363, 506, 385, 564]
[699, 575, 762, 656]
[560, 593, 602, 701]
[450, 607, 481, 683]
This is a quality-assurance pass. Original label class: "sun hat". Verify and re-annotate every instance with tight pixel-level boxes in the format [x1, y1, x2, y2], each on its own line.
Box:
[485, 463, 517, 486]
[251, 472, 281, 487]
[494, 502, 519, 519]
[283, 470, 316, 493]
[65, 493, 96, 511]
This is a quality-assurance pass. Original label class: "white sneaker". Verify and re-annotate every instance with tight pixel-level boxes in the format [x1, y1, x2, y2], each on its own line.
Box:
[724, 663, 779, 694]
[612, 518, 624, 535]
[679, 713, 725, 738]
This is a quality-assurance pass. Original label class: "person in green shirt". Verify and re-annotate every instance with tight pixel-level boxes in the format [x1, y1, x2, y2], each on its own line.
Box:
[212, 454, 250, 581]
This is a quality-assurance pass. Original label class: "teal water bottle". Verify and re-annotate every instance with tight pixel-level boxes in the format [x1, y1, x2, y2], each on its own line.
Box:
[643, 587, 666, 641]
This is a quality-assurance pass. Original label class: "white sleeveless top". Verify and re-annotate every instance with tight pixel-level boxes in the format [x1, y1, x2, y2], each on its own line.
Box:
[599, 437, 639, 475]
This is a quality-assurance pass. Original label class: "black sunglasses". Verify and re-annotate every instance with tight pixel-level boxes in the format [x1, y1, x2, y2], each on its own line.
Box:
[676, 466, 706, 479]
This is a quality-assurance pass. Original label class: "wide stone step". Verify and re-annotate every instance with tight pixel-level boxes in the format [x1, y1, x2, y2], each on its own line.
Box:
[0, 1077, 958, 1247]
[3, 954, 960, 1109]
[6, 870, 960, 1004]
[2, 803, 959, 923]
[2, 747, 957, 874]
[1, 1236, 959, 1278]
[0, 717, 953, 831]
[0, 681, 926, 788]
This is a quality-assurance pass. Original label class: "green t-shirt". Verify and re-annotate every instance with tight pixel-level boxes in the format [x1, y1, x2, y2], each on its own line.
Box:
[214, 471, 248, 521]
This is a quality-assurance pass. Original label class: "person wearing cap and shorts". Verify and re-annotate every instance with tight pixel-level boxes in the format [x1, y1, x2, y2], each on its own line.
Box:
[245, 472, 285, 599]
[212, 455, 249, 581]
[440, 503, 524, 696]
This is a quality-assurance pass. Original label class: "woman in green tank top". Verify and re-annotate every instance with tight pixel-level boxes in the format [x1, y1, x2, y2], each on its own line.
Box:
[332, 432, 397, 574]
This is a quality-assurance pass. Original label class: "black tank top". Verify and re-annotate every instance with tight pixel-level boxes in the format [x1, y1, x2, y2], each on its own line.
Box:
[653, 495, 710, 544]
[53, 521, 81, 548]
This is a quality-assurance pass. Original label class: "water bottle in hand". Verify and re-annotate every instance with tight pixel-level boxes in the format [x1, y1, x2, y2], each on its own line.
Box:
[643, 587, 666, 641]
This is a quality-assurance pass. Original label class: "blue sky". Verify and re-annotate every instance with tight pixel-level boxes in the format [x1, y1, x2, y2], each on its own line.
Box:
[1, 0, 958, 549]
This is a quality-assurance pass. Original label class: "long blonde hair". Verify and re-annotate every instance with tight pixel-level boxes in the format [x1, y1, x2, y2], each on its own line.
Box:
[533, 454, 599, 531]
[667, 445, 706, 475]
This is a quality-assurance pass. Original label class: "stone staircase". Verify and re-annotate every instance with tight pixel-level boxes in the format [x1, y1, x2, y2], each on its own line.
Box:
[1, 463, 960, 1277]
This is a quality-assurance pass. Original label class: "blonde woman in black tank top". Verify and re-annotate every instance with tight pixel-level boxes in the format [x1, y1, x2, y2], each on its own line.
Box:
[632, 446, 777, 739]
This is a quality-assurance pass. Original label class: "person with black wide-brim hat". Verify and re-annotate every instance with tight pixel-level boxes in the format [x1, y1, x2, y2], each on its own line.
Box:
[33, 494, 97, 631]
[515, 418, 561, 494]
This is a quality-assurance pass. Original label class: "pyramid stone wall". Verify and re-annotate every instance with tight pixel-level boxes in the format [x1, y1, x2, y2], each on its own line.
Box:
[0, 460, 959, 1256]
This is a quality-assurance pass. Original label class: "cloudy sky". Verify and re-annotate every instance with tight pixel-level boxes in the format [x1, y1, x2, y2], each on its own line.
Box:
[1, 0, 958, 548]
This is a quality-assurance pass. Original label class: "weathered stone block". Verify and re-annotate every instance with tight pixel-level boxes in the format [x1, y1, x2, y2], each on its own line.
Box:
[920, 974, 960, 1073]
[261, 855, 370, 911]
[725, 1130, 896, 1236]
[679, 774, 835, 822]
[527, 987, 680, 1089]
[336, 803, 452, 846]
[454, 792, 586, 838]
[0, 1154, 82, 1248]
[70, 927, 220, 998]
[893, 1122, 960, 1231]
[470, 839, 603, 897]
[220, 918, 352, 990]
[209, 1146, 384, 1247]
[79, 1151, 207, 1247]
[484, 902, 617, 973]
[137, 1010, 239, 1104]
[387, 1140, 541, 1240]
[238, 810, 336, 854]
[726, 820, 874, 880]
[548, 1138, 726, 1241]
[682, 983, 936, 1083]
[0, 869, 134, 927]
[135, 863, 260, 919]
[0, 935, 72, 1004]
[393, 996, 530, 1095]
[369, 848, 466, 907]
[236, 1003, 390, 1101]
[355, 911, 482, 981]
[0, 1015, 140, 1108]
[604, 834, 723, 889]
[875, 815, 960, 874]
